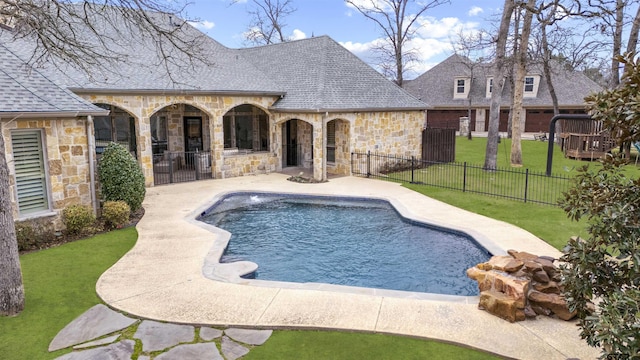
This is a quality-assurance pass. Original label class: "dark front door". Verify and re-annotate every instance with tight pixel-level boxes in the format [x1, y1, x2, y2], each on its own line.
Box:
[283, 120, 298, 166]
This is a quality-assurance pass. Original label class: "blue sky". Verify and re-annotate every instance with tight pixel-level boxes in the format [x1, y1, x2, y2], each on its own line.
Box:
[183, 0, 505, 78]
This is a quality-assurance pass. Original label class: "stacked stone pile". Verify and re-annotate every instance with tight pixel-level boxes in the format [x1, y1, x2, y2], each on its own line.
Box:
[466, 249, 577, 322]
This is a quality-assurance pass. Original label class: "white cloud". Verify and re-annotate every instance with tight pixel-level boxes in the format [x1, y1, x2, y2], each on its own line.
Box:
[189, 20, 215, 30]
[290, 29, 307, 41]
[468, 6, 483, 17]
[345, 0, 392, 12]
[342, 15, 482, 79]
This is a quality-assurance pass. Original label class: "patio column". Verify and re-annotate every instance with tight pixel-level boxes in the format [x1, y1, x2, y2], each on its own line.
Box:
[313, 118, 324, 181]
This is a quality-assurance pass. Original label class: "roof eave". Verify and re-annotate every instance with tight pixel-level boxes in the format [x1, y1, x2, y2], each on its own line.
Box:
[270, 106, 430, 113]
[70, 88, 287, 97]
[0, 110, 109, 119]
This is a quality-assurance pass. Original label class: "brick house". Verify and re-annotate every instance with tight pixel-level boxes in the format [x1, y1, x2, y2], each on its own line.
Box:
[403, 54, 602, 133]
[1, 9, 427, 227]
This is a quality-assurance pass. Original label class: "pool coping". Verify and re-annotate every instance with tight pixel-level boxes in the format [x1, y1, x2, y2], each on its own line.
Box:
[96, 174, 599, 360]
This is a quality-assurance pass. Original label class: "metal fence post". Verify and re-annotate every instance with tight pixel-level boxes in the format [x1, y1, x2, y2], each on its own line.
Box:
[367, 150, 371, 178]
[411, 156, 415, 183]
[169, 153, 174, 184]
[524, 168, 529, 203]
[463, 162, 467, 192]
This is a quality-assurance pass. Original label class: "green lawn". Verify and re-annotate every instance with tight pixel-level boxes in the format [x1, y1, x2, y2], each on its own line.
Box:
[0, 227, 137, 360]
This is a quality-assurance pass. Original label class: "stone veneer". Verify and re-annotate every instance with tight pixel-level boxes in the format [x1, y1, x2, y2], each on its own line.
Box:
[80, 93, 424, 183]
[3, 117, 93, 228]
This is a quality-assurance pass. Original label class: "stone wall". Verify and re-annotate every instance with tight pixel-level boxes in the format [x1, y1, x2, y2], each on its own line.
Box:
[220, 152, 278, 178]
[3, 117, 93, 229]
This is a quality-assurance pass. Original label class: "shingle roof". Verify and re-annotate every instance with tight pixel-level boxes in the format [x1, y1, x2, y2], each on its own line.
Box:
[240, 36, 428, 111]
[404, 54, 603, 109]
[1, 5, 427, 112]
[0, 40, 107, 116]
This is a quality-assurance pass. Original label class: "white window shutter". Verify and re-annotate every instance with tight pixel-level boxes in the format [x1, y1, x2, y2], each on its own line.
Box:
[12, 131, 49, 214]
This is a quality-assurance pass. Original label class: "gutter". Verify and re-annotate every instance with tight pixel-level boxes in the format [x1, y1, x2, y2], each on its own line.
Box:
[270, 106, 430, 113]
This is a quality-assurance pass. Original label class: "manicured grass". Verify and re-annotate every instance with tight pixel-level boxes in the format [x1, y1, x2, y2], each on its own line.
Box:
[245, 330, 499, 360]
[0, 228, 137, 360]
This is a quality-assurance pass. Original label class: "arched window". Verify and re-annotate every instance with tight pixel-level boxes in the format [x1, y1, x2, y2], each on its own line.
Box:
[223, 105, 269, 152]
[93, 104, 137, 157]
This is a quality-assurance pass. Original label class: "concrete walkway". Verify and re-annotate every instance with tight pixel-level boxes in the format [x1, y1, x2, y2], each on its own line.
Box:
[96, 174, 599, 359]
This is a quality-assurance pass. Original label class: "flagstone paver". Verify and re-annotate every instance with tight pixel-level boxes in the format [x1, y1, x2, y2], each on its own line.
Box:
[49, 304, 137, 351]
[225, 328, 273, 346]
[155, 343, 223, 360]
[200, 327, 224, 341]
[55, 340, 135, 360]
[72, 335, 120, 350]
[134, 320, 194, 352]
[221, 336, 250, 360]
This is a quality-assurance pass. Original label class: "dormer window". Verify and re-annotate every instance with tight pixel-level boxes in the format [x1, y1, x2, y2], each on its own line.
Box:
[453, 77, 471, 99]
[523, 75, 540, 97]
[524, 77, 534, 92]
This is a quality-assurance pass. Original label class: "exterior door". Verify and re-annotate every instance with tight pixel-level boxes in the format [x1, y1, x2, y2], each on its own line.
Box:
[184, 117, 202, 167]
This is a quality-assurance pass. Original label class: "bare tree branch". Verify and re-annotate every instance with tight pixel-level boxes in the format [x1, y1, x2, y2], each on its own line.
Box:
[345, 0, 449, 86]
[231, 0, 296, 45]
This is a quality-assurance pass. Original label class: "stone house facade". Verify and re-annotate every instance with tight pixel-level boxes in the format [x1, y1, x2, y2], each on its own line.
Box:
[1, 8, 427, 227]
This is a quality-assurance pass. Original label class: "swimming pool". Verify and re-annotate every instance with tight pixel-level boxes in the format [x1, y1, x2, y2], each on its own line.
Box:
[199, 193, 491, 296]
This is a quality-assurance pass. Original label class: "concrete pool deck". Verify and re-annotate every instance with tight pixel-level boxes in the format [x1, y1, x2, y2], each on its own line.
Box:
[96, 174, 599, 359]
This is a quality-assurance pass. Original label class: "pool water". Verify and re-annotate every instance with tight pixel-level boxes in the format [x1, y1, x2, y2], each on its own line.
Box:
[199, 193, 491, 296]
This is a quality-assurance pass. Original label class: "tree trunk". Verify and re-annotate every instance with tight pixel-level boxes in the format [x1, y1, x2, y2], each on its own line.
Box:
[624, 5, 640, 75]
[611, 0, 624, 87]
[485, 0, 515, 170]
[511, 0, 535, 167]
[0, 132, 25, 316]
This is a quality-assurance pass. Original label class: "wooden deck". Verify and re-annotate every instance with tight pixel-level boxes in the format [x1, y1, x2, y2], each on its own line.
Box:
[563, 132, 616, 160]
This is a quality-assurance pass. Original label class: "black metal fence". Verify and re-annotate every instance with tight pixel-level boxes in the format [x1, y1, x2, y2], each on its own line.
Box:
[351, 151, 572, 206]
[152, 151, 213, 185]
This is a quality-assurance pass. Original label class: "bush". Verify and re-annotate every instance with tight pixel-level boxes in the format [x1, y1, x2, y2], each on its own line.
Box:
[14, 219, 55, 251]
[559, 52, 640, 359]
[63, 205, 96, 235]
[98, 142, 146, 211]
[101, 201, 131, 229]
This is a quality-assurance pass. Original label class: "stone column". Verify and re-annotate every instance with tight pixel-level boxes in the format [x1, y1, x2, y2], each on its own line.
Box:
[313, 120, 323, 181]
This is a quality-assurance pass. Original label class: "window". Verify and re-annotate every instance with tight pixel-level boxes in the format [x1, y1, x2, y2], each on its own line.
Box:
[326, 121, 336, 163]
[456, 79, 466, 94]
[11, 130, 50, 216]
[488, 78, 493, 93]
[223, 104, 269, 152]
[524, 77, 534, 92]
[150, 114, 168, 155]
[93, 104, 137, 157]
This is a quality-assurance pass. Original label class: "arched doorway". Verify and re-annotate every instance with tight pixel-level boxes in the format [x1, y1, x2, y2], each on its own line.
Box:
[281, 119, 313, 169]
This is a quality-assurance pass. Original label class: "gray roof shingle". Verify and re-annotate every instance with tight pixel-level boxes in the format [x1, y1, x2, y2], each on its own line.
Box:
[404, 54, 603, 109]
[0, 40, 107, 116]
[2, 4, 427, 112]
[240, 36, 428, 111]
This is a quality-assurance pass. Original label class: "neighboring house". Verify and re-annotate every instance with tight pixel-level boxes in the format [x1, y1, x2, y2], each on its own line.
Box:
[403, 54, 602, 133]
[0, 38, 108, 227]
[1, 8, 427, 227]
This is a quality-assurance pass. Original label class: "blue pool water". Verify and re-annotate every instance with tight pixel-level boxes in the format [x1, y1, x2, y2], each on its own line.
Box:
[199, 193, 491, 296]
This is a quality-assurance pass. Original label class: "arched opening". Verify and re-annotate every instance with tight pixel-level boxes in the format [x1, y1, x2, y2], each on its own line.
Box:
[281, 119, 313, 169]
[223, 104, 269, 153]
[93, 103, 137, 158]
[149, 103, 212, 185]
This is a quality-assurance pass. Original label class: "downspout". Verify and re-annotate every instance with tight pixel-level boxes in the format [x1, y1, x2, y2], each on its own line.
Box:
[322, 112, 328, 182]
[86, 116, 98, 216]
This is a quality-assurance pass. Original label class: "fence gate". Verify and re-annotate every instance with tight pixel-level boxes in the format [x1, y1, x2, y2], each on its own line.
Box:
[422, 128, 456, 162]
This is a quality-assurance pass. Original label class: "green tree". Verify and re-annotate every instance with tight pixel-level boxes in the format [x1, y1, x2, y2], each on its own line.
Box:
[98, 143, 146, 212]
[559, 52, 640, 359]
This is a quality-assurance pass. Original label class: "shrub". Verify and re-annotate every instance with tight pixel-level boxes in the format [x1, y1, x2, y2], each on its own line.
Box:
[101, 201, 131, 229]
[559, 53, 640, 359]
[98, 142, 146, 211]
[14, 219, 55, 251]
[63, 205, 96, 235]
